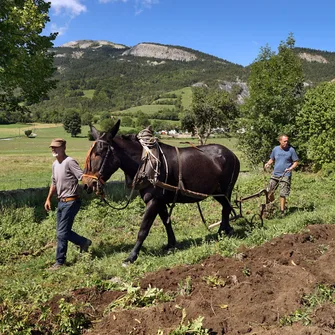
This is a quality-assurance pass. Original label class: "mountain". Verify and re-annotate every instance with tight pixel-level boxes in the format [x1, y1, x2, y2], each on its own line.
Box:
[294, 47, 335, 83]
[29, 40, 335, 120]
[29, 40, 248, 118]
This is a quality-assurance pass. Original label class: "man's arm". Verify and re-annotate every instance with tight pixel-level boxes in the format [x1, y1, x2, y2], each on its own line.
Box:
[285, 160, 299, 173]
[44, 184, 56, 211]
[264, 158, 274, 169]
[68, 159, 83, 181]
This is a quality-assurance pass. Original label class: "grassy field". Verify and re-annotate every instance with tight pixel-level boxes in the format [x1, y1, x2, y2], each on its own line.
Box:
[115, 104, 176, 115]
[0, 123, 247, 190]
[1, 171, 334, 333]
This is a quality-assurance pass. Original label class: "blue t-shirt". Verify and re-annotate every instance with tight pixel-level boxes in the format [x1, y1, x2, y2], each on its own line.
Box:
[270, 146, 298, 177]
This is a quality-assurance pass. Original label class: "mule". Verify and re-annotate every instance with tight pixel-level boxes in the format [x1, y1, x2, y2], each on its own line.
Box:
[82, 120, 240, 263]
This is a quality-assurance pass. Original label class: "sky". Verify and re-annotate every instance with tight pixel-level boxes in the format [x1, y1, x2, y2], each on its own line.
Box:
[46, 0, 335, 66]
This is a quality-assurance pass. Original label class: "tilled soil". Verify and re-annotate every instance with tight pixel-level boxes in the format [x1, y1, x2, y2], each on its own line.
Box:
[69, 224, 335, 334]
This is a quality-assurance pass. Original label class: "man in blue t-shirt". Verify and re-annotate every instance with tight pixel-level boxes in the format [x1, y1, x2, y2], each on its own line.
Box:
[264, 135, 299, 216]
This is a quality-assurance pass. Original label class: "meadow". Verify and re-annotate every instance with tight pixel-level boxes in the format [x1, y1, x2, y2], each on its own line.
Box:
[2, 122, 335, 333]
[1, 169, 335, 333]
[0, 123, 244, 191]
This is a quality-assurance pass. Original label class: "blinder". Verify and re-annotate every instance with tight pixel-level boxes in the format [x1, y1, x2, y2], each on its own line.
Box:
[83, 139, 114, 192]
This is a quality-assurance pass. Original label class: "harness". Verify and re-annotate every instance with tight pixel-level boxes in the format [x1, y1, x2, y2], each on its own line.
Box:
[84, 131, 234, 228]
[83, 139, 135, 210]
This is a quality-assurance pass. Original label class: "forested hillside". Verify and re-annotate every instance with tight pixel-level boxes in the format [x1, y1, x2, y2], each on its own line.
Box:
[28, 41, 335, 123]
[294, 47, 335, 83]
[29, 41, 248, 121]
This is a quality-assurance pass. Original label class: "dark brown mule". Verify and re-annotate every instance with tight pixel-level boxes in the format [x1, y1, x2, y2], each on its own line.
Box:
[82, 120, 240, 264]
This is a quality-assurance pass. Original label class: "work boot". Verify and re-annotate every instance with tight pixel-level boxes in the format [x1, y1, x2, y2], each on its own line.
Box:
[80, 239, 92, 253]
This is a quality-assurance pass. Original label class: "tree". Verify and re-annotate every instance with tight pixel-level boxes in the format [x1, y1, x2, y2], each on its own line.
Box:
[100, 118, 116, 133]
[296, 82, 335, 170]
[136, 111, 150, 128]
[238, 34, 305, 166]
[24, 129, 32, 137]
[63, 110, 81, 137]
[181, 86, 238, 145]
[81, 112, 93, 126]
[121, 116, 134, 127]
[0, 0, 57, 120]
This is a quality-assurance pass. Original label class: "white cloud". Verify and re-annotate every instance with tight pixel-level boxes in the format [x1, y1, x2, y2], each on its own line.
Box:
[49, 0, 87, 17]
[50, 22, 69, 36]
[136, 0, 159, 7]
[99, 0, 159, 14]
[99, 0, 128, 3]
[135, 0, 159, 15]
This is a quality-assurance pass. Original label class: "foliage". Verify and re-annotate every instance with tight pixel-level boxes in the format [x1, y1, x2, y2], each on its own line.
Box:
[294, 47, 335, 84]
[136, 111, 151, 128]
[81, 112, 93, 126]
[2, 172, 335, 332]
[296, 82, 335, 170]
[177, 276, 193, 296]
[169, 309, 209, 334]
[28, 42, 248, 121]
[105, 284, 174, 313]
[280, 284, 335, 326]
[238, 33, 305, 166]
[202, 275, 226, 287]
[99, 118, 116, 133]
[55, 299, 90, 335]
[24, 129, 32, 137]
[63, 109, 81, 137]
[0, 0, 57, 120]
[181, 86, 238, 144]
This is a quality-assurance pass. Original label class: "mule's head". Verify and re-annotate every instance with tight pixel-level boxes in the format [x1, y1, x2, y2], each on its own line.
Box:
[82, 120, 121, 195]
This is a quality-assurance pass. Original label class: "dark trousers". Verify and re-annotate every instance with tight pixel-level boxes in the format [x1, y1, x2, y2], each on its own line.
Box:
[56, 199, 86, 264]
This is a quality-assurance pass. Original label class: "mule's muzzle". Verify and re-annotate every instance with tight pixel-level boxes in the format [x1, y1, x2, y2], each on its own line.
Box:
[83, 183, 93, 194]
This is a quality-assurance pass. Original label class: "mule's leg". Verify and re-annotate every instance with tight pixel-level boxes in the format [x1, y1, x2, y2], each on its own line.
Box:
[214, 196, 234, 236]
[158, 204, 176, 250]
[123, 198, 160, 264]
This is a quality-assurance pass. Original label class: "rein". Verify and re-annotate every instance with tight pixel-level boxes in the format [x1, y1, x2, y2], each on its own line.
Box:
[84, 134, 233, 226]
[83, 139, 135, 210]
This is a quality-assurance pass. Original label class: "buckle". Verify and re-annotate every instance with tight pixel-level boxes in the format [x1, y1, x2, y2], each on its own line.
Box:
[60, 196, 79, 202]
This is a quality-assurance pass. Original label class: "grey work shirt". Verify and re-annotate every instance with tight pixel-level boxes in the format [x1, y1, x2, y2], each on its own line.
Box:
[52, 156, 83, 199]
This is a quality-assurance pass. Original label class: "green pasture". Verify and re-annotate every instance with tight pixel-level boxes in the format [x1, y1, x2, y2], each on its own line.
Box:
[167, 86, 192, 109]
[1, 171, 335, 333]
[0, 123, 247, 190]
[82, 89, 95, 98]
[115, 104, 176, 115]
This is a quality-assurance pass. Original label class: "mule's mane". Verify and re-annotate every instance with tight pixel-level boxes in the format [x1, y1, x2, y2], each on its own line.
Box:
[119, 134, 139, 142]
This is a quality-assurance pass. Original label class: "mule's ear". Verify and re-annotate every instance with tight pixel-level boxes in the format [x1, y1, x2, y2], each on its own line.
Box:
[90, 125, 100, 140]
[106, 119, 121, 142]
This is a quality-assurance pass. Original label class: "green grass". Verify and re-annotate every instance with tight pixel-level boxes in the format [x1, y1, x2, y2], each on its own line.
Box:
[166, 86, 193, 109]
[82, 89, 95, 98]
[0, 124, 125, 190]
[113, 86, 193, 116]
[1, 172, 335, 333]
[115, 104, 176, 115]
[0, 123, 247, 190]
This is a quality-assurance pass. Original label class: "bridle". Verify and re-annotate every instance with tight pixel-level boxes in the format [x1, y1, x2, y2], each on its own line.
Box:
[83, 138, 135, 210]
[83, 138, 114, 194]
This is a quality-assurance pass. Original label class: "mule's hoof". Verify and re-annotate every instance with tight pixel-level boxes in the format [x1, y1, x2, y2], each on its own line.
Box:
[218, 227, 234, 237]
[166, 247, 177, 255]
[226, 227, 235, 237]
[163, 244, 177, 254]
[122, 255, 137, 265]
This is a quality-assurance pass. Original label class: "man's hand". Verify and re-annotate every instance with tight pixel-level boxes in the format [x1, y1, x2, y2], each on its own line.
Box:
[44, 199, 51, 211]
